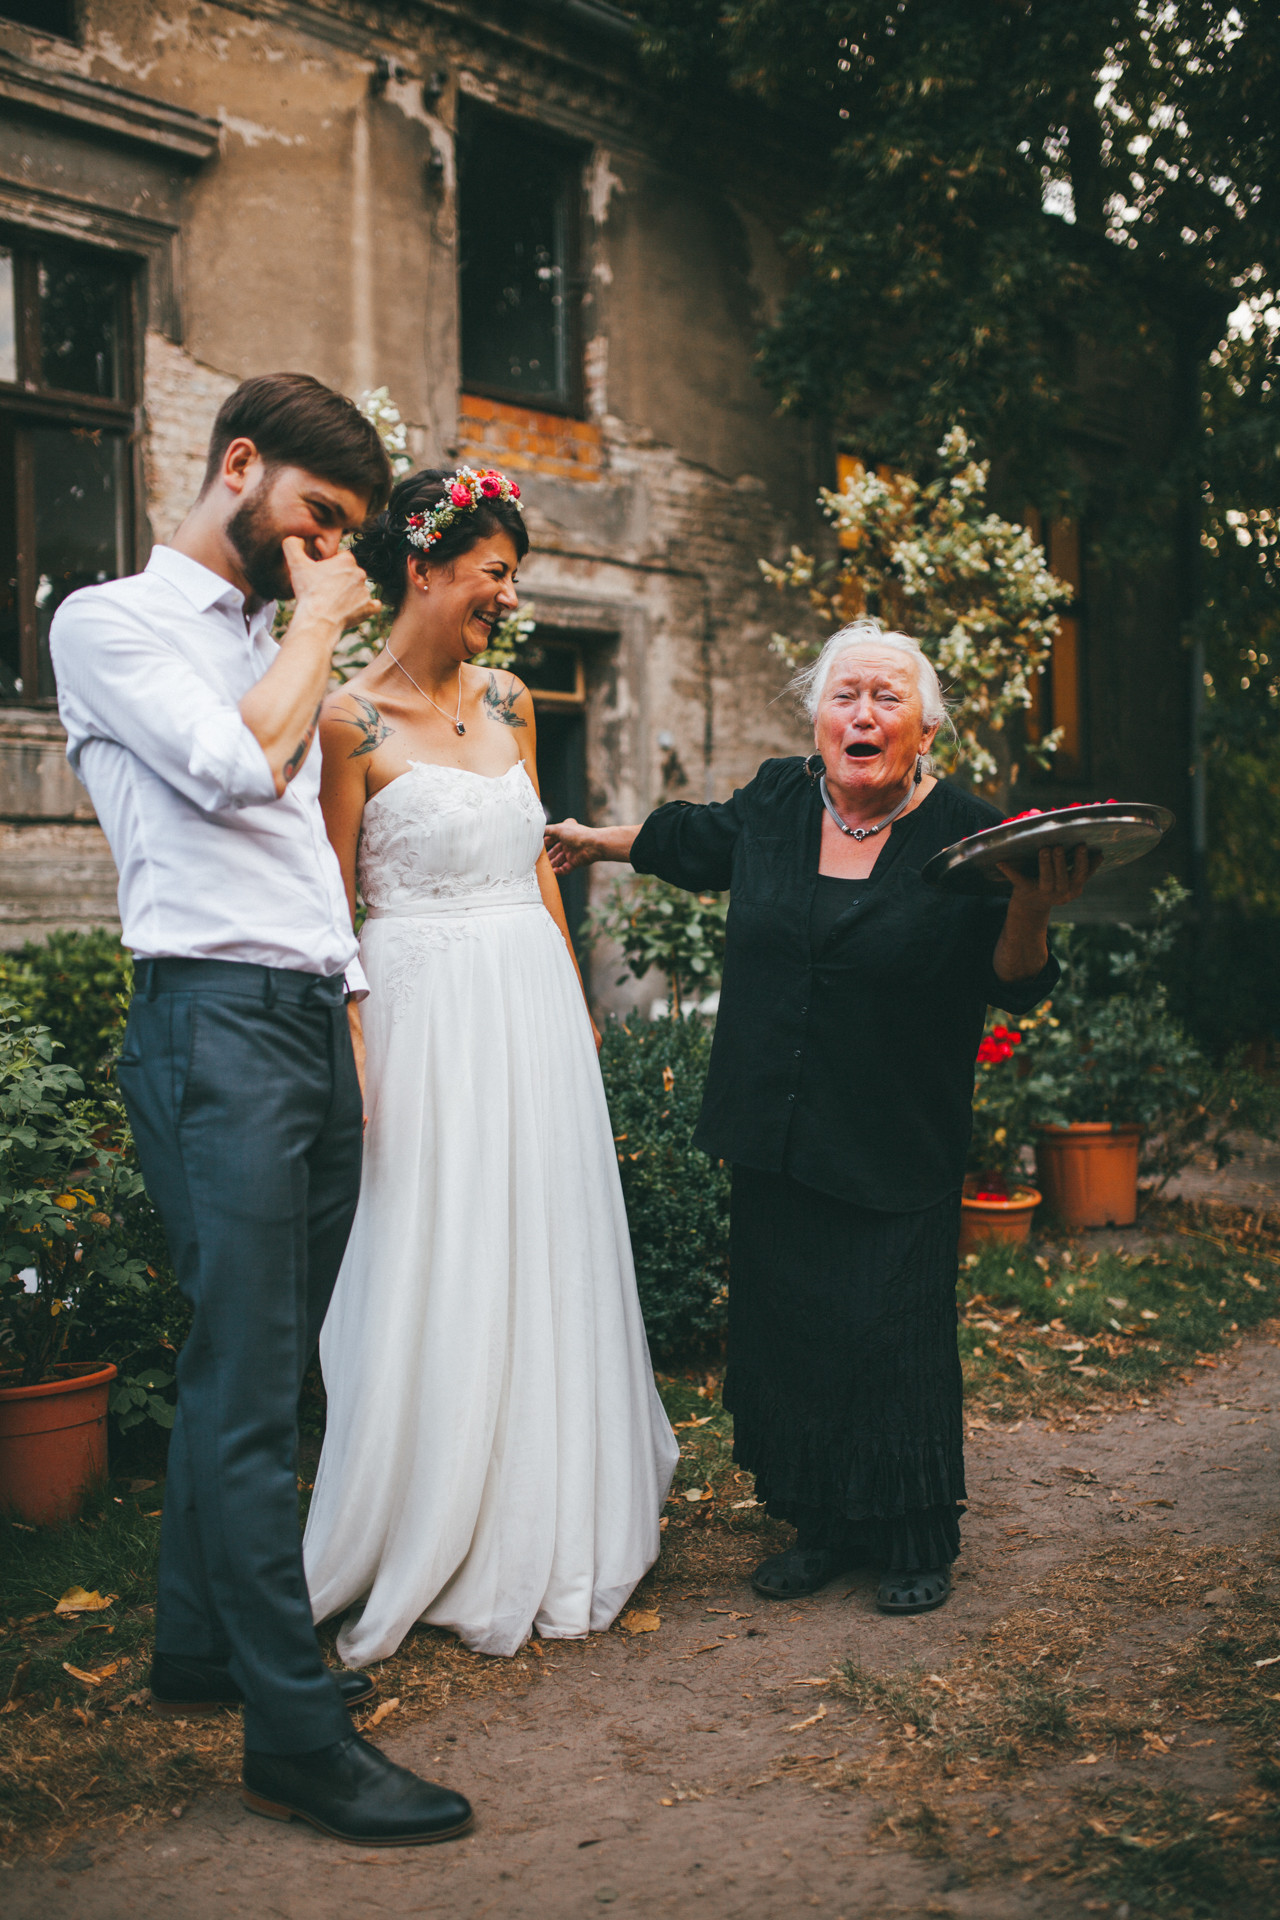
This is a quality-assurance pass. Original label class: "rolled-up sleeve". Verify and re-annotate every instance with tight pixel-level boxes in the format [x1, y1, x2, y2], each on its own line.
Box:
[51, 592, 277, 814]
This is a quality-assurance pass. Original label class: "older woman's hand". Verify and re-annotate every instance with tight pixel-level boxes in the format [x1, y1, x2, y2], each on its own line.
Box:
[544, 819, 641, 873]
[992, 844, 1100, 981]
[997, 843, 1100, 911]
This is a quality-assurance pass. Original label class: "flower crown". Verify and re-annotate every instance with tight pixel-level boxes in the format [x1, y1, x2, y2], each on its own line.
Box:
[403, 466, 523, 552]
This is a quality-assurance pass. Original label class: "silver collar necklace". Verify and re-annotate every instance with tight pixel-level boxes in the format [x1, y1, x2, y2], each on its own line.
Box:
[818, 773, 917, 841]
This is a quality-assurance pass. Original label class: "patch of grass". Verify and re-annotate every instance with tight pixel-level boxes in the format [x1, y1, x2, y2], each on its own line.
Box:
[957, 1205, 1280, 1419]
[1068, 1781, 1280, 1918]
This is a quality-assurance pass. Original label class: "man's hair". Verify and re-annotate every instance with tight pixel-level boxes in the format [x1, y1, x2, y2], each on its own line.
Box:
[202, 373, 392, 511]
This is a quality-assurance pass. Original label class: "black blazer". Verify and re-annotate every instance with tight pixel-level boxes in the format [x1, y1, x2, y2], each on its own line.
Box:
[630, 759, 1058, 1213]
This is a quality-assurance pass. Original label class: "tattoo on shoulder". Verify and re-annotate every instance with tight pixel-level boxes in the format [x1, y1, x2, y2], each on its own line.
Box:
[483, 673, 527, 729]
[284, 699, 324, 782]
[335, 694, 394, 759]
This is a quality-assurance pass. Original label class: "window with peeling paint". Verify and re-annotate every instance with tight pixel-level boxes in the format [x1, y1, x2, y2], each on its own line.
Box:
[458, 105, 585, 414]
[0, 235, 136, 704]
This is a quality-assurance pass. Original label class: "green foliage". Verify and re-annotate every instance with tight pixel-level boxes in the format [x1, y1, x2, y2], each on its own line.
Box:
[598, 1015, 730, 1358]
[967, 1005, 1058, 1191]
[0, 929, 131, 1088]
[1019, 882, 1280, 1188]
[0, 933, 186, 1429]
[0, 1000, 149, 1387]
[764, 427, 1070, 785]
[590, 874, 728, 1017]
[636, 3, 1280, 506]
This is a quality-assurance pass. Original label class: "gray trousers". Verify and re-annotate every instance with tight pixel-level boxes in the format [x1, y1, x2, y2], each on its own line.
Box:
[118, 958, 363, 1754]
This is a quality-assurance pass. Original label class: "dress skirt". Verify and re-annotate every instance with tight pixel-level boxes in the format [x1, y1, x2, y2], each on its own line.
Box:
[724, 1167, 966, 1569]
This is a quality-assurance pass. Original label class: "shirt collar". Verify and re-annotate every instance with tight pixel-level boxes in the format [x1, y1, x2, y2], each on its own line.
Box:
[146, 544, 278, 639]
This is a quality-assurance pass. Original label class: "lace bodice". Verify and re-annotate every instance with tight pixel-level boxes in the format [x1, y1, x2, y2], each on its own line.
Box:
[358, 760, 546, 915]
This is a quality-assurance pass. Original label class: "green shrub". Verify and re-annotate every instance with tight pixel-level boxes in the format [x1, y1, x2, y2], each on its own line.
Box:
[0, 933, 184, 1432]
[0, 1001, 150, 1387]
[589, 875, 727, 1017]
[0, 928, 130, 1088]
[598, 1014, 730, 1359]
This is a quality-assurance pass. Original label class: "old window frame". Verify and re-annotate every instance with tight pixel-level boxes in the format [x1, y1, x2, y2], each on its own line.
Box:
[457, 102, 587, 418]
[0, 225, 141, 706]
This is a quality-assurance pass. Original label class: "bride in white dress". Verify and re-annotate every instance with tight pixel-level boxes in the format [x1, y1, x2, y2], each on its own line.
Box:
[302, 466, 677, 1664]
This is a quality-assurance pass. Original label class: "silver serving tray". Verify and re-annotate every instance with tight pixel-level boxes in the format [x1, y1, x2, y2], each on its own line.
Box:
[921, 802, 1176, 895]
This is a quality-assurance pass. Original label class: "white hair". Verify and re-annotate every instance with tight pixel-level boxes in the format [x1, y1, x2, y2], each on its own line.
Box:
[792, 617, 949, 730]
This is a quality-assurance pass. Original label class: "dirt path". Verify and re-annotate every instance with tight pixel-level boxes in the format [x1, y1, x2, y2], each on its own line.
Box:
[7, 1328, 1278, 1920]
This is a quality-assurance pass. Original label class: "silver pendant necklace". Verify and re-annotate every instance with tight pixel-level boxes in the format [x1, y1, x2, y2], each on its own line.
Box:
[385, 645, 466, 734]
[819, 773, 916, 841]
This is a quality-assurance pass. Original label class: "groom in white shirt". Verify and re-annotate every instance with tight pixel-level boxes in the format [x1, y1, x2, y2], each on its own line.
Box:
[50, 373, 472, 1846]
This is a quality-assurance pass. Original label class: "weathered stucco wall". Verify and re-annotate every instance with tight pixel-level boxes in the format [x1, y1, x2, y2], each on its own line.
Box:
[0, 0, 821, 986]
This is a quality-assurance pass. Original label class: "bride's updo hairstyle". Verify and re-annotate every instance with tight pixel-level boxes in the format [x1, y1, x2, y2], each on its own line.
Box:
[352, 467, 530, 614]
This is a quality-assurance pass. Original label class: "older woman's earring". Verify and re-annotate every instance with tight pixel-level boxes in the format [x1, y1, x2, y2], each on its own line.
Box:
[804, 751, 824, 780]
[914, 754, 925, 783]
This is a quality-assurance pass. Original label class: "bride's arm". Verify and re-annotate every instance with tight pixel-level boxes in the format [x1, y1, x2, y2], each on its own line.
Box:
[319, 689, 378, 1096]
[503, 680, 603, 1053]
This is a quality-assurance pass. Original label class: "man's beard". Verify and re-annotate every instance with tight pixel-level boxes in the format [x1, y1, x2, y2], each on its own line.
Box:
[226, 482, 292, 603]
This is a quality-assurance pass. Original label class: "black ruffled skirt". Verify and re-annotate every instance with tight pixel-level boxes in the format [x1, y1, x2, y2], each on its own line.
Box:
[724, 1167, 966, 1570]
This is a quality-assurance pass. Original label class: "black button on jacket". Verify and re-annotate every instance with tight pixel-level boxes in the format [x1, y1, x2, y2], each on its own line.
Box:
[630, 758, 1059, 1214]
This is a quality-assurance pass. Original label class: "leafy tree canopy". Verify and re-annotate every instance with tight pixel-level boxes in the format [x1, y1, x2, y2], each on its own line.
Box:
[636, 2, 1279, 508]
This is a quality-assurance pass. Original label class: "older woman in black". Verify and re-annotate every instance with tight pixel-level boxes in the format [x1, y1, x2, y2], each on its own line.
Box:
[546, 620, 1094, 1613]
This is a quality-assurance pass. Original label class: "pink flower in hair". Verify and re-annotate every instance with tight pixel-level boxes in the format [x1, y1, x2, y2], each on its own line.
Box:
[450, 481, 472, 508]
[509, 481, 521, 499]
[479, 473, 503, 498]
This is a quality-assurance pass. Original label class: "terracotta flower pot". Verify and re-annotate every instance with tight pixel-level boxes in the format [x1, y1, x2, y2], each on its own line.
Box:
[0, 1361, 117, 1526]
[958, 1185, 1041, 1258]
[1034, 1124, 1141, 1229]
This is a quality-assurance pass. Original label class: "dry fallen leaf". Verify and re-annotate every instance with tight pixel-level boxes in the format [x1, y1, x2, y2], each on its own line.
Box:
[62, 1660, 120, 1686]
[786, 1704, 827, 1733]
[683, 1488, 713, 1503]
[621, 1609, 661, 1635]
[367, 1696, 400, 1727]
[55, 1587, 118, 1616]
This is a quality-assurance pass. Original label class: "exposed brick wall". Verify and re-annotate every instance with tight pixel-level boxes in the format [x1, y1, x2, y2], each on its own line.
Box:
[458, 395, 604, 485]
[143, 333, 237, 544]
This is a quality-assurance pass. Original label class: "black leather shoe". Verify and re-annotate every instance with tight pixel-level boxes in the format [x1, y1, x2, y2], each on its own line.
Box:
[150, 1651, 377, 1716]
[242, 1732, 473, 1845]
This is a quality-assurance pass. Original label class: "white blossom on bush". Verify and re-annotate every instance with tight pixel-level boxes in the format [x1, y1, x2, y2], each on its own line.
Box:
[762, 427, 1069, 787]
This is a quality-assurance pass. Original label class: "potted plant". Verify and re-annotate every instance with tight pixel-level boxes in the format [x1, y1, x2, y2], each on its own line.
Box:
[1019, 884, 1206, 1228]
[961, 1012, 1049, 1255]
[0, 999, 148, 1524]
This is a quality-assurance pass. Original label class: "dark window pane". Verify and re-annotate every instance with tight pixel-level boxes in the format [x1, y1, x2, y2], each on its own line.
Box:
[459, 116, 579, 409]
[521, 636, 580, 696]
[39, 249, 125, 398]
[0, 250, 15, 385]
[33, 425, 127, 697]
[0, 3, 76, 32]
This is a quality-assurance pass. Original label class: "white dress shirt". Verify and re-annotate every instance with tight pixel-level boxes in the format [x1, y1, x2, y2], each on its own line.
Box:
[51, 545, 366, 994]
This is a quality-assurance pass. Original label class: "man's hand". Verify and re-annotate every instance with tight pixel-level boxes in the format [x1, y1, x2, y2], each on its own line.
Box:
[282, 537, 379, 635]
[241, 543, 380, 793]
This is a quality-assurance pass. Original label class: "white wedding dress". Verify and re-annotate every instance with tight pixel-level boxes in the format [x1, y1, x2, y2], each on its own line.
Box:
[303, 759, 677, 1663]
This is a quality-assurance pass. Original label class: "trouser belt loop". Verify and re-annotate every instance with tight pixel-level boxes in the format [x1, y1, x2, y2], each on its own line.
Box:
[262, 968, 278, 1012]
[142, 960, 159, 1003]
